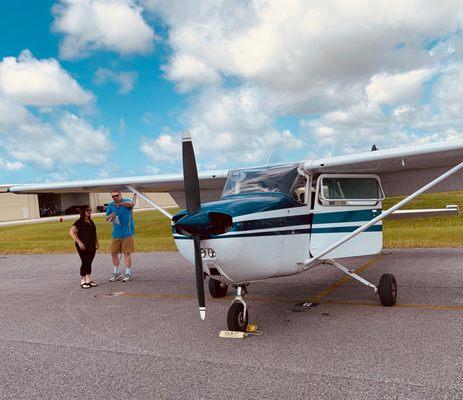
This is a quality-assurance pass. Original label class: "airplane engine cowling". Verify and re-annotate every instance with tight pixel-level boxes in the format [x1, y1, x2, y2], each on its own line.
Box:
[174, 211, 232, 237]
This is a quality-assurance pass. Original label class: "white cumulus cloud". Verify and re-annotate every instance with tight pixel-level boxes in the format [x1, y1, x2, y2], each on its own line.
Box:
[0, 50, 93, 106]
[163, 54, 221, 92]
[0, 95, 111, 170]
[188, 87, 303, 162]
[366, 69, 434, 105]
[93, 68, 138, 94]
[140, 134, 181, 162]
[53, 0, 155, 59]
[141, 86, 303, 167]
[145, 0, 460, 100]
[136, 0, 463, 163]
[433, 63, 463, 118]
[0, 49, 113, 178]
[0, 159, 24, 171]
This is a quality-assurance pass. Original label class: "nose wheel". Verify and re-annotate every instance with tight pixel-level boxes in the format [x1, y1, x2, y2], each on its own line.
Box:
[227, 302, 249, 332]
[227, 285, 249, 332]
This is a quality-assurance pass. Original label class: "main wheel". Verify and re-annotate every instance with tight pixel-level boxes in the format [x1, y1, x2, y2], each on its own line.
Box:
[227, 302, 249, 332]
[208, 278, 228, 298]
[378, 273, 397, 306]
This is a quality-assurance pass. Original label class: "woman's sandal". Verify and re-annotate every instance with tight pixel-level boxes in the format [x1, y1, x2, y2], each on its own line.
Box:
[80, 282, 91, 289]
[88, 281, 98, 287]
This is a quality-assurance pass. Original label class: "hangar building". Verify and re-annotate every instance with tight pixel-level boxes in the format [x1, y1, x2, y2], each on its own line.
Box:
[0, 191, 176, 222]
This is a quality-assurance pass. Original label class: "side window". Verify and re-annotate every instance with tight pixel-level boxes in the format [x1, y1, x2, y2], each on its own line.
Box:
[319, 176, 384, 206]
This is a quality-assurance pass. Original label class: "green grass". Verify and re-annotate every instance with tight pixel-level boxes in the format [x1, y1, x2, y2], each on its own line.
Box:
[383, 191, 463, 248]
[1, 191, 463, 254]
[0, 209, 180, 254]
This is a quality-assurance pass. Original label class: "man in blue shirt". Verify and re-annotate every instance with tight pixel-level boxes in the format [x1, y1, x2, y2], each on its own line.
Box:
[106, 191, 137, 282]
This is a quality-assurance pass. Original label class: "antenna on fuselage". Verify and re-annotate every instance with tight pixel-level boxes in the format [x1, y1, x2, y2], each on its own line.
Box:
[265, 149, 274, 166]
[328, 142, 336, 157]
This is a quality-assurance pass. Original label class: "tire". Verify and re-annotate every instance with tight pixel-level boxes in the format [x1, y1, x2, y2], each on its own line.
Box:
[227, 302, 249, 332]
[378, 273, 397, 306]
[208, 278, 228, 298]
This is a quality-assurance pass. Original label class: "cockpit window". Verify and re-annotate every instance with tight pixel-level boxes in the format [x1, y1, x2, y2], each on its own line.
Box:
[222, 163, 301, 198]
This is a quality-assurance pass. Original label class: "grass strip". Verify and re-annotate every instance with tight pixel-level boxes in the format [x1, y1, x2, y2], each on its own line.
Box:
[0, 209, 180, 254]
[1, 190, 463, 254]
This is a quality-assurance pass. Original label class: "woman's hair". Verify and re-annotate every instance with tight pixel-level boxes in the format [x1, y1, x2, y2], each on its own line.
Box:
[79, 205, 91, 219]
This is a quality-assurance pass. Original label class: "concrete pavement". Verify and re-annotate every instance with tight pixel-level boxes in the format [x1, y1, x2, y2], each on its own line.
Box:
[0, 249, 462, 399]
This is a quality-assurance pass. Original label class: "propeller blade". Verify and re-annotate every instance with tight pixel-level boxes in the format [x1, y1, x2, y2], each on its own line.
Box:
[182, 130, 201, 214]
[182, 130, 205, 319]
[193, 234, 206, 320]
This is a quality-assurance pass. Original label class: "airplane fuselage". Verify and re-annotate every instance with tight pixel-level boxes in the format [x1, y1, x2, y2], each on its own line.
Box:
[173, 191, 383, 284]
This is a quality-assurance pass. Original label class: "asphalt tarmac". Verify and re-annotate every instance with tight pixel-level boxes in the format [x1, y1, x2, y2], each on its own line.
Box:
[0, 249, 462, 399]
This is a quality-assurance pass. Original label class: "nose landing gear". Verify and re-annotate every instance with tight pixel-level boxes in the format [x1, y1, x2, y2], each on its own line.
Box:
[227, 285, 249, 332]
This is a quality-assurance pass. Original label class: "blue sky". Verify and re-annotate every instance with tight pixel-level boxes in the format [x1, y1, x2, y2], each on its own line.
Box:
[1, 1, 185, 182]
[1, 1, 463, 184]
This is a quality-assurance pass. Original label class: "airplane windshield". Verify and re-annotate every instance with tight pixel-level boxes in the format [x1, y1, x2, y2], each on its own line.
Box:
[222, 164, 301, 198]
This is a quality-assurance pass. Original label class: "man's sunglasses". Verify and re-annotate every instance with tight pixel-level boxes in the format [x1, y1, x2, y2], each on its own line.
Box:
[111, 194, 120, 198]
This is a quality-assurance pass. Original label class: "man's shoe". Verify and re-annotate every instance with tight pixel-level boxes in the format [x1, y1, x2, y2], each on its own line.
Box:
[122, 273, 132, 282]
[110, 272, 122, 282]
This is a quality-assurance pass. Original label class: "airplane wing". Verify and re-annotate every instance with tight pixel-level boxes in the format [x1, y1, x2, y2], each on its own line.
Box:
[6, 170, 229, 208]
[304, 139, 463, 196]
[6, 139, 463, 204]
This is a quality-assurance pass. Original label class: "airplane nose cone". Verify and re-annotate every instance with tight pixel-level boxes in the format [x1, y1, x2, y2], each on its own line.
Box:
[174, 211, 233, 237]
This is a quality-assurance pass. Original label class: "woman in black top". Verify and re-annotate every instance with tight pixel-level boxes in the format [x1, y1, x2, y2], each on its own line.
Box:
[69, 205, 99, 289]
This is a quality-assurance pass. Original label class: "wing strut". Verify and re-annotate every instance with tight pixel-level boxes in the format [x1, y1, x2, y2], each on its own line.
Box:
[126, 186, 173, 220]
[300, 160, 463, 270]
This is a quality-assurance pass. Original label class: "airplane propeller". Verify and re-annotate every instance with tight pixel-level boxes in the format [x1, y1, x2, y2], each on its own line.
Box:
[182, 130, 206, 320]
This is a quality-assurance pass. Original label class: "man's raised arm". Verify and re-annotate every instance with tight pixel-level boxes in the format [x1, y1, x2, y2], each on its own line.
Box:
[120, 194, 137, 208]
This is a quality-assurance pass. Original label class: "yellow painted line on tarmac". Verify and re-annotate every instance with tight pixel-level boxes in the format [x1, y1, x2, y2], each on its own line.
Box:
[118, 252, 463, 313]
[120, 253, 386, 305]
[122, 292, 198, 300]
[320, 300, 463, 312]
[120, 254, 385, 303]
[119, 291, 463, 311]
[308, 254, 386, 303]
[120, 292, 463, 312]
[121, 292, 295, 304]
[395, 303, 463, 311]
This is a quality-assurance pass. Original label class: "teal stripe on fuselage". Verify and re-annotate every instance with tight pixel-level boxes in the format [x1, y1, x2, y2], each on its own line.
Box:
[172, 208, 382, 238]
[231, 209, 380, 232]
[311, 225, 382, 234]
[312, 209, 379, 224]
[172, 209, 381, 235]
[173, 224, 382, 240]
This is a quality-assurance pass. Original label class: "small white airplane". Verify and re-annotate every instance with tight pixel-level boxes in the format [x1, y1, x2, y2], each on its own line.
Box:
[6, 134, 463, 331]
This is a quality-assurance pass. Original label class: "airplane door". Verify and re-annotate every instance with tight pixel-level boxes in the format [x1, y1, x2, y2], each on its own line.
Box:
[278, 175, 312, 276]
[309, 174, 383, 259]
[279, 206, 312, 275]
